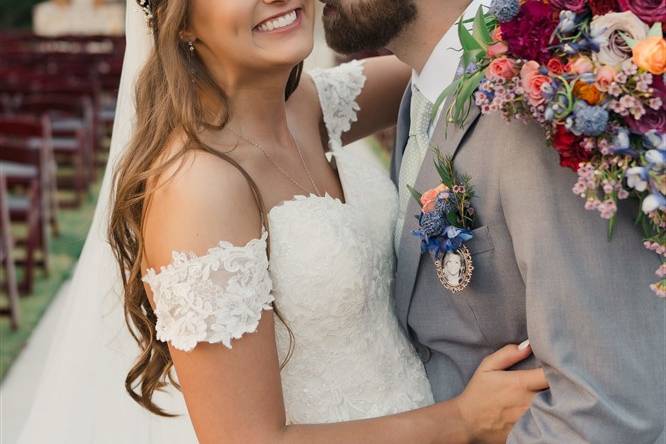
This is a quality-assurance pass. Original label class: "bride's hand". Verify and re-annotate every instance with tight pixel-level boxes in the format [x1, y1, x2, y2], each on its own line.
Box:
[452, 342, 548, 444]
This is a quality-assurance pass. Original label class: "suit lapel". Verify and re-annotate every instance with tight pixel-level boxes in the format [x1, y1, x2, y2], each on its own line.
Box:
[395, 100, 482, 334]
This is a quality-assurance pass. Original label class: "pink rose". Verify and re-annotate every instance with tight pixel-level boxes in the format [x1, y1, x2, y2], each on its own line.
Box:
[570, 55, 595, 74]
[520, 60, 551, 105]
[490, 26, 503, 42]
[487, 42, 509, 58]
[487, 56, 518, 81]
[420, 184, 449, 213]
[595, 65, 617, 91]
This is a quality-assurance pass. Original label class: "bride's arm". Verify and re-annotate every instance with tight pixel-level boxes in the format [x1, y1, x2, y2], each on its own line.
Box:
[340, 55, 411, 146]
[142, 151, 547, 444]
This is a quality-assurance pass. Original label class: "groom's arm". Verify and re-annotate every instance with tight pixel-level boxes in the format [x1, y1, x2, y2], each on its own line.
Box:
[495, 119, 666, 443]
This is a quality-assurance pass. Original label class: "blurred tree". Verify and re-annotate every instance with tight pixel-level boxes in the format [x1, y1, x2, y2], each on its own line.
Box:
[0, 0, 42, 29]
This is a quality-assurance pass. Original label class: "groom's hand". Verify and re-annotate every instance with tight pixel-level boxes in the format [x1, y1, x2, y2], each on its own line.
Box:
[454, 343, 549, 444]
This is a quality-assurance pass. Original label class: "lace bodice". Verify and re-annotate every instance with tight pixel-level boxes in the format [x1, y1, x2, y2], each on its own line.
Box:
[143, 61, 434, 424]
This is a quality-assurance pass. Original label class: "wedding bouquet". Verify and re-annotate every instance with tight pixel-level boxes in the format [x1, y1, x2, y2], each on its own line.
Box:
[442, 0, 666, 296]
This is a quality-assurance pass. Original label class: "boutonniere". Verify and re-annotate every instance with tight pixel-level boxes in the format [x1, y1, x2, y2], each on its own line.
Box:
[437, 0, 666, 297]
[408, 150, 477, 293]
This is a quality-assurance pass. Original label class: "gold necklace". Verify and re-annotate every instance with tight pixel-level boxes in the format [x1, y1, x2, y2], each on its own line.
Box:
[229, 127, 322, 197]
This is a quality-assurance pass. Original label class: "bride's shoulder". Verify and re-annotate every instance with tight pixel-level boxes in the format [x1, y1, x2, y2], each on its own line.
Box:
[143, 135, 262, 272]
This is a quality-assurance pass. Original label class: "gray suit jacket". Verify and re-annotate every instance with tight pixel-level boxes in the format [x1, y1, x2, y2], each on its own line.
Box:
[392, 85, 666, 443]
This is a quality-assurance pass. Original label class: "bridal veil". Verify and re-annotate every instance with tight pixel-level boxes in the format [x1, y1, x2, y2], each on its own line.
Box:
[17, 2, 197, 442]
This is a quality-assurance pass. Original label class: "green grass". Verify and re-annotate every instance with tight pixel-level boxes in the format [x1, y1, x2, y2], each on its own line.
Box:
[0, 179, 100, 381]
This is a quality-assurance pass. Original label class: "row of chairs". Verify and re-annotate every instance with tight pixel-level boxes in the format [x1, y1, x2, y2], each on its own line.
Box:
[0, 32, 124, 329]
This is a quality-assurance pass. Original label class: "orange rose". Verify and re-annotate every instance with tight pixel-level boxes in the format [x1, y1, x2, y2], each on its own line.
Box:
[632, 36, 666, 75]
[420, 184, 449, 213]
[573, 81, 604, 105]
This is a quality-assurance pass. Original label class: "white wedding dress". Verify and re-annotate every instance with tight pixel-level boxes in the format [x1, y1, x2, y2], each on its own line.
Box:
[143, 60, 434, 424]
[16, 2, 432, 442]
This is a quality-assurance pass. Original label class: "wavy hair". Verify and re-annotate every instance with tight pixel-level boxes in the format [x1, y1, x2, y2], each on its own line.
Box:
[108, 0, 299, 416]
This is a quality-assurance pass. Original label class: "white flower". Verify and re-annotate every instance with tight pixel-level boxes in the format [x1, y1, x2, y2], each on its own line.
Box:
[590, 12, 649, 67]
[626, 166, 648, 192]
[642, 194, 663, 213]
[646, 149, 666, 166]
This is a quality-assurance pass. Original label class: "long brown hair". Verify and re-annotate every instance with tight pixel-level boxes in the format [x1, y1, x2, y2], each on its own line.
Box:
[108, 0, 299, 416]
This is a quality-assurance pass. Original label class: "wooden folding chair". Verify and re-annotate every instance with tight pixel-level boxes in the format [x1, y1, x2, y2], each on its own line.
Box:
[11, 95, 95, 206]
[0, 116, 55, 292]
[0, 173, 20, 329]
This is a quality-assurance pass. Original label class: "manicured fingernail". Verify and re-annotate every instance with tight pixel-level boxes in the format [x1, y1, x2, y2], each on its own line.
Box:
[518, 339, 530, 350]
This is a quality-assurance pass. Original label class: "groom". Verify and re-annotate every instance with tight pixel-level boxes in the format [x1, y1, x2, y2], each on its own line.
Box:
[322, 0, 666, 442]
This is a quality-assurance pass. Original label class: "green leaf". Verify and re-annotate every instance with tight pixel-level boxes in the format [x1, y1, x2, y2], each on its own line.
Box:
[472, 6, 492, 47]
[406, 184, 422, 203]
[458, 16, 483, 52]
[620, 31, 637, 49]
[649, 22, 663, 38]
[431, 77, 462, 121]
[451, 71, 484, 125]
[607, 215, 617, 241]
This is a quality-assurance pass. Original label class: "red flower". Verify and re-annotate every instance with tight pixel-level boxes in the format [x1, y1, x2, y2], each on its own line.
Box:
[588, 0, 620, 15]
[546, 58, 566, 75]
[500, 1, 559, 64]
[552, 125, 590, 171]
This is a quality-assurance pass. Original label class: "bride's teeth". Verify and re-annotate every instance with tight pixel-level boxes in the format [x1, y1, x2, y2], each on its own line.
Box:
[257, 10, 297, 32]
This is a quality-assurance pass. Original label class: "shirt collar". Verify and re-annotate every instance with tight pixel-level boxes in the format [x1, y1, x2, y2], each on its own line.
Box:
[412, 0, 487, 104]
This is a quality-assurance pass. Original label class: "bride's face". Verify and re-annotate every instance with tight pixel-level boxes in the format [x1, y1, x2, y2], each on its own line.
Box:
[189, 0, 314, 76]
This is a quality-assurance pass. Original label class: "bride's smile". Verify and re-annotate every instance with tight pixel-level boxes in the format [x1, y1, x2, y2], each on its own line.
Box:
[254, 8, 303, 33]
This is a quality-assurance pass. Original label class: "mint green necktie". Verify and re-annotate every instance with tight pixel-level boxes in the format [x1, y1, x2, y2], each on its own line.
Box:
[394, 87, 433, 252]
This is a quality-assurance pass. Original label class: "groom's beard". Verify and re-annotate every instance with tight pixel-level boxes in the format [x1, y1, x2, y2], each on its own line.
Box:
[321, 0, 417, 54]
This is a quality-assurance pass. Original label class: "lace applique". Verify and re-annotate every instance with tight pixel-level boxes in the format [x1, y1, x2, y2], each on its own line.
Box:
[309, 59, 367, 150]
[142, 230, 274, 352]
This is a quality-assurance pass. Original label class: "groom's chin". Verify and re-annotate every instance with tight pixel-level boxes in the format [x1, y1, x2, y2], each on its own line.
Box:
[320, 0, 417, 55]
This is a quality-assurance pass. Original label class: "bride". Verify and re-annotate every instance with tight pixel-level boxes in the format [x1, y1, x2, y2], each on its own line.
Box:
[17, 0, 547, 443]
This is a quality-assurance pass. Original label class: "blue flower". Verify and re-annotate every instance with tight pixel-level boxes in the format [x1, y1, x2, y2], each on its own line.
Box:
[442, 226, 473, 253]
[418, 210, 447, 239]
[572, 101, 608, 136]
[610, 128, 634, 155]
[490, 0, 520, 23]
[557, 10, 577, 34]
[544, 106, 555, 121]
[626, 166, 649, 192]
[644, 130, 666, 151]
[646, 149, 666, 167]
[465, 63, 479, 74]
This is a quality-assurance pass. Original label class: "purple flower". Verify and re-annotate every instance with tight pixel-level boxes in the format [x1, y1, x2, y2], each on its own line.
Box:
[500, 0, 559, 64]
[625, 108, 666, 133]
[549, 0, 588, 12]
[618, 0, 666, 25]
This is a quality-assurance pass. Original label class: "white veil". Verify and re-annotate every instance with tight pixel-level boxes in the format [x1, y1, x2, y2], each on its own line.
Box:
[17, 2, 197, 442]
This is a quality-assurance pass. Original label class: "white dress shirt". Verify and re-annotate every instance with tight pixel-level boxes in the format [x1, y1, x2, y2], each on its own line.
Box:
[411, 0, 488, 138]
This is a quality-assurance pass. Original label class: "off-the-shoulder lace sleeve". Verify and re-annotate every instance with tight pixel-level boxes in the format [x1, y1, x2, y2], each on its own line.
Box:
[142, 230, 274, 352]
[309, 59, 367, 150]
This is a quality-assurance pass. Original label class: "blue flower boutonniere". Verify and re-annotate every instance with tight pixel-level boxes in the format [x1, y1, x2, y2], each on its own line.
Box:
[409, 151, 477, 292]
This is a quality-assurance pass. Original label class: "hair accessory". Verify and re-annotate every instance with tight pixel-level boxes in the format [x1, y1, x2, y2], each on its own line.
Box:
[136, 0, 153, 22]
